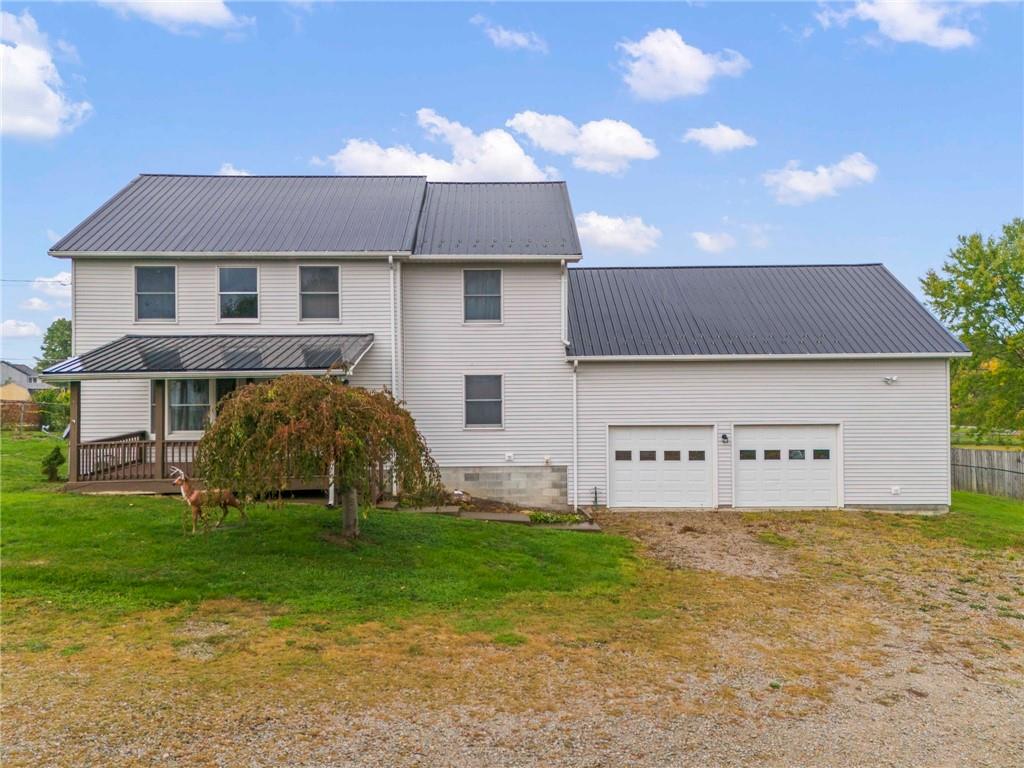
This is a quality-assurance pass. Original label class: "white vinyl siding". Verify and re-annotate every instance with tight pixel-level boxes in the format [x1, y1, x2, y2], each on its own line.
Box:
[402, 262, 572, 474]
[576, 359, 951, 508]
[73, 259, 396, 440]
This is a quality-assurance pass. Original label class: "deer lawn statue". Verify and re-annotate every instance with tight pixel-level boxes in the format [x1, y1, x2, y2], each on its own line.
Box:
[169, 466, 246, 534]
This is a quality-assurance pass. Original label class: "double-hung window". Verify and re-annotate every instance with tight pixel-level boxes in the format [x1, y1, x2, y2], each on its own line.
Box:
[299, 266, 340, 320]
[463, 269, 501, 322]
[464, 374, 503, 427]
[169, 380, 211, 433]
[219, 267, 259, 320]
[135, 266, 176, 320]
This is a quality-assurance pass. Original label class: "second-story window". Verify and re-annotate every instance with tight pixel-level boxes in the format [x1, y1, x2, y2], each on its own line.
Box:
[219, 267, 259, 320]
[464, 269, 501, 322]
[135, 266, 176, 321]
[299, 266, 340, 320]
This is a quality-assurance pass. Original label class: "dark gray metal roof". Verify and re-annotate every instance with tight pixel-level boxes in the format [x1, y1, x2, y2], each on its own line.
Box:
[567, 265, 968, 357]
[50, 176, 582, 258]
[50, 175, 426, 254]
[42, 334, 374, 378]
[415, 182, 581, 256]
[2, 361, 39, 377]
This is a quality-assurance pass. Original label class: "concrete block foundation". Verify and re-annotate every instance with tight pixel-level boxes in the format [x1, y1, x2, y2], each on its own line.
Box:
[439, 465, 568, 510]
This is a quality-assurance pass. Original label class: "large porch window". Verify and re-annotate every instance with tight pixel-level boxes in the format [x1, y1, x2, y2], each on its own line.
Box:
[167, 377, 260, 435]
[169, 380, 211, 434]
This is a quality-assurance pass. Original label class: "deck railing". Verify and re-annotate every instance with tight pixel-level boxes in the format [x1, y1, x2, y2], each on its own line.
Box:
[77, 432, 199, 483]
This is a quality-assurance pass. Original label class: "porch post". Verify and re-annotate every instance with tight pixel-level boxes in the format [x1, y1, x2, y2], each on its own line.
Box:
[68, 381, 80, 482]
[153, 380, 166, 479]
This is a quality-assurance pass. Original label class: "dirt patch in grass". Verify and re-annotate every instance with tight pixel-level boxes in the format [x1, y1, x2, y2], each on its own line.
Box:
[594, 509, 797, 579]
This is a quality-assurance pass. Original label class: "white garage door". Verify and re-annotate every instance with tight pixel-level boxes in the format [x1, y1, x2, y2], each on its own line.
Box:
[734, 425, 838, 508]
[609, 426, 714, 508]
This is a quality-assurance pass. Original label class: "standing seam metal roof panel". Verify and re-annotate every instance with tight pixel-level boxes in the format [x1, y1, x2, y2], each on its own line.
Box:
[414, 182, 582, 256]
[50, 175, 428, 254]
[41, 334, 374, 376]
[567, 265, 968, 357]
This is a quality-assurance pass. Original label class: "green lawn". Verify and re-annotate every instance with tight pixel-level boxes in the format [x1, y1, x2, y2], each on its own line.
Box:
[1, 433, 634, 623]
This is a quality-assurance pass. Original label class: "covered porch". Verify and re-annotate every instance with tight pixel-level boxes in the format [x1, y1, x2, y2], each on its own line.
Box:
[43, 333, 374, 492]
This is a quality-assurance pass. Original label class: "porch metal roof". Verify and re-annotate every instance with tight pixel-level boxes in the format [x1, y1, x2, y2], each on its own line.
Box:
[41, 334, 374, 379]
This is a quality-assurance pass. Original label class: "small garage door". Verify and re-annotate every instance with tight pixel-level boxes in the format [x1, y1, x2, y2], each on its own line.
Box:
[609, 426, 714, 508]
[734, 425, 838, 508]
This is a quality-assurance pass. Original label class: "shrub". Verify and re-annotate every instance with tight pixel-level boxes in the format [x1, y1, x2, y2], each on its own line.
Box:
[32, 387, 70, 433]
[41, 445, 64, 482]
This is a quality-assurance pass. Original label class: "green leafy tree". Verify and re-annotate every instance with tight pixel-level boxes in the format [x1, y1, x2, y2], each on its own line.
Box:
[922, 218, 1023, 437]
[194, 375, 441, 537]
[33, 386, 71, 432]
[36, 318, 72, 371]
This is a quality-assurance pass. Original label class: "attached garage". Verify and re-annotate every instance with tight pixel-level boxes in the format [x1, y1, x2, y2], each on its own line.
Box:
[567, 265, 970, 513]
[608, 426, 714, 508]
[733, 425, 839, 508]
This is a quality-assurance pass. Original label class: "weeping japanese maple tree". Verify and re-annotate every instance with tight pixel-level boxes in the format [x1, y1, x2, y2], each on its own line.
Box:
[194, 375, 440, 537]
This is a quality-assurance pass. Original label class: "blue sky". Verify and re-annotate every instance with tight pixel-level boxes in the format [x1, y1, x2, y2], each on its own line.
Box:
[2, 1, 1022, 365]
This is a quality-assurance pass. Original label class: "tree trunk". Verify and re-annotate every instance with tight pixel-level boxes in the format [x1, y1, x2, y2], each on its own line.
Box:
[341, 486, 359, 538]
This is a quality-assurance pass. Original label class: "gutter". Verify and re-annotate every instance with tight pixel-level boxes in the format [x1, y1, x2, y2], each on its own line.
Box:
[566, 351, 971, 362]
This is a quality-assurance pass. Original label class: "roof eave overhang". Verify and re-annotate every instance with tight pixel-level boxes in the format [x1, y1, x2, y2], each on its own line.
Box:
[406, 253, 582, 262]
[42, 367, 350, 384]
[566, 351, 971, 362]
[48, 250, 413, 260]
[40, 339, 375, 383]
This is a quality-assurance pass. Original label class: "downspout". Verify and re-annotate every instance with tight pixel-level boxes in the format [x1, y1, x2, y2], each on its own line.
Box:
[560, 260, 569, 347]
[388, 255, 398, 496]
[388, 255, 397, 394]
[572, 359, 579, 512]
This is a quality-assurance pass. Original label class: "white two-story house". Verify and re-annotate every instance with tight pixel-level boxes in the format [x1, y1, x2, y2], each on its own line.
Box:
[43, 174, 968, 512]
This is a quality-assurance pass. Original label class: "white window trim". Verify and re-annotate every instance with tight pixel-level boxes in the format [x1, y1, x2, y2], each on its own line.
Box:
[133, 264, 178, 324]
[166, 378, 214, 440]
[463, 372, 504, 430]
[462, 267, 503, 325]
[297, 264, 342, 323]
[217, 265, 261, 324]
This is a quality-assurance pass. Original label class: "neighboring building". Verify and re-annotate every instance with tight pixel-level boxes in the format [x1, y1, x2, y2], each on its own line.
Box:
[1, 360, 52, 393]
[0, 381, 32, 402]
[41, 174, 968, 511]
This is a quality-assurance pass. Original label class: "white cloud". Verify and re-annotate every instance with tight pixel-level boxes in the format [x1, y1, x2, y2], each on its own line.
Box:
[218, 162, 251, 176]
[683, 123, 757, 154]
[507, 111, 658, 174]
[470, 14, 547, 53]
[19, 297, 51, 311]
[817, 1, 976, 49]
[618, 28, 750, 100]
[691, 232, 737, 253]
[0, 11, 92, 139]
[98, 1, 252, 34]
[576, 211, 661, 255]
[45, 229, 61, 244]
[325, 108, 553, 182]
[32, 271, 72, 300]
[763, 152, 878, 205]
[1, 319, 42, 338]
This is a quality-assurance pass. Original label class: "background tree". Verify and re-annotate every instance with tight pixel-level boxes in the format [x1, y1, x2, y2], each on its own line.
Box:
[922, 218, 1023, 438]
[194, 375, 441, 537]
[32, 386, 70, 432]
[36, 318, 72, 371]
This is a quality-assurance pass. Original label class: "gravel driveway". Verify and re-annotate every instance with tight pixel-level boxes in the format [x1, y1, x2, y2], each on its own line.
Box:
[4, 509, 1023, 767]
